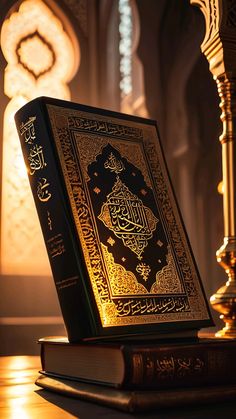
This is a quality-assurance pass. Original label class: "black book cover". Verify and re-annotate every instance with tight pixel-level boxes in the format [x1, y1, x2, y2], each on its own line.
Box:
[15, 96, 213, 340]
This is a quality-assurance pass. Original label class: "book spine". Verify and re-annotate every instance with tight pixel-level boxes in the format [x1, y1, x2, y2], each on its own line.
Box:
[124, 343, 236, 389]
[15, 99, 97, 341]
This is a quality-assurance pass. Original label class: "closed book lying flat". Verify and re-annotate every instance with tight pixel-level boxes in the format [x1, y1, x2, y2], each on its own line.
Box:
[35, 373, 236, 413]
[39, 336, 236, 390]
[15, 96, 212, 341]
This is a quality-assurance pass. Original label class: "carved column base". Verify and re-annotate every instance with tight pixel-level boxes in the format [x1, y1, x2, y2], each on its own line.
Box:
[210, 280, 236, 338]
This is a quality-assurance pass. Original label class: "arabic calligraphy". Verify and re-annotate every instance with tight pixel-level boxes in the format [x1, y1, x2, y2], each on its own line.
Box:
[28, 144, 47, 175]
[19, 115, 52, 205]
[136, 263, 151, 281]
[116, 296, 190, 317]
[156, 356, 205, 378]
[104, 152, 125, 174]
[68, 115, 143, 140]
[47, 210, 53, 231]
[37, 177, 52, 202]
[98, 177, 158, 259]
[47, 234, 65, 258]
[132, 352, 205, 384]
[20, 116, 36, 144]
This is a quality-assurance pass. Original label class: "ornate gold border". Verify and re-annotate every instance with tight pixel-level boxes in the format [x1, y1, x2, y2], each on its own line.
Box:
[47, 105, 210, 327]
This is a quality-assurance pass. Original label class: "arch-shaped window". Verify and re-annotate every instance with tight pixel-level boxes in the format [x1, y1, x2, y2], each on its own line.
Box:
[119, 0, 148, 117]
[0, 0, 80, 275]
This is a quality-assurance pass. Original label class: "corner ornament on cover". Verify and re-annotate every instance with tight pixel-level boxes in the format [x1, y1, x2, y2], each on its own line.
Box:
[191, 0, 236, 337]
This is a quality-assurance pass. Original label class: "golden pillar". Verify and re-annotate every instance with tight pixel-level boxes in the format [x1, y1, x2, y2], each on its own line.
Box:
[191, 0, 236, 337]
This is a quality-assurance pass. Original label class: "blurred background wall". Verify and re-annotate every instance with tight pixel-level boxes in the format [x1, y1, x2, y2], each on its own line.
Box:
[0, 0, 222, 354]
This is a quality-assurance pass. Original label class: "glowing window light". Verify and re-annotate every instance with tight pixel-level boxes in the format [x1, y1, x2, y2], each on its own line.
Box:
[118, 0, 148, 117]
[0, 0, 79, 275]
[119, 0, 133, 99]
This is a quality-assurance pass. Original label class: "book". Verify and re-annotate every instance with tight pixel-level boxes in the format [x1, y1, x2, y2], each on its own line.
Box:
[38, 336, 236, 390]
[15, 96, 213, 341]
[35, 373, 236, 413]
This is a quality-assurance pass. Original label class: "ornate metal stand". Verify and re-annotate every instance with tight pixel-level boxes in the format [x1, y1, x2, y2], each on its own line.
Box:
[191, 0, 236, 337]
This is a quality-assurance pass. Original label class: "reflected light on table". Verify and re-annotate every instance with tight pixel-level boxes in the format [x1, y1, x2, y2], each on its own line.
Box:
[2, 357, 39, 419]
[6, 356, 31, 371]
[2, 356, 38, 385]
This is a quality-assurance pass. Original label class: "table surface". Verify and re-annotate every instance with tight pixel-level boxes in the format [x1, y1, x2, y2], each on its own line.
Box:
[1, 355, 236, 419]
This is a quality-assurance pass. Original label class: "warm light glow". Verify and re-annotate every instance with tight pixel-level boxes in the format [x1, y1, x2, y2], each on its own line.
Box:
[7, 356, 31, 370]
[0, 0, 79, 275]
[118, 0, 148, 117]
[218, 180, 224, 195]
[18, 35, 54, 76]
[119, 0, 133, 98]
[5, 384, 32, 419]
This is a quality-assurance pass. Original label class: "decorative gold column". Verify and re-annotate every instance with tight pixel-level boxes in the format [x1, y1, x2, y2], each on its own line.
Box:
[191, 0, 236, 337]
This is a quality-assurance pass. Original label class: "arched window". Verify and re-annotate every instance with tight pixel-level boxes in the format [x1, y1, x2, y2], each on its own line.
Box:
[0, 0, 80, 275]
[119, 0, 148, 117]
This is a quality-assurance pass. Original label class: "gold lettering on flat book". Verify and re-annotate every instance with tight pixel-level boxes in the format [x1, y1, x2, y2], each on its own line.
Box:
[156, 357, 175, 377]
[156, 356, 204, 378]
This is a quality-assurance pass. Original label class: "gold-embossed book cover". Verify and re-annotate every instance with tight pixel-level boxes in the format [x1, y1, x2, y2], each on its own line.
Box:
[15, 97, 213, 341]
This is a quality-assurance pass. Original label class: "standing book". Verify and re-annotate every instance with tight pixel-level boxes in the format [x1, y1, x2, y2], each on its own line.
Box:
[15, 96, 213, 341]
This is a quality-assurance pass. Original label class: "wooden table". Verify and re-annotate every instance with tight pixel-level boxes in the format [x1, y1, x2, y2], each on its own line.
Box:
[1, 356, 236, 418]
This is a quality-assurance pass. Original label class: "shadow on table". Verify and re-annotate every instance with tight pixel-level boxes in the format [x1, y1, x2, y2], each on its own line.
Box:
[35, 389, 236, 419]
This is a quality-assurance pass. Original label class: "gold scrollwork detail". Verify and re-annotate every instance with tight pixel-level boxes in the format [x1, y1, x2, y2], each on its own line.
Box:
[48, 106, 210, 324]
[101, 244, 148, 295]
[151, 247, 183, 294]
[101, 301, 118, 325]
[73, 133, 151, 188]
